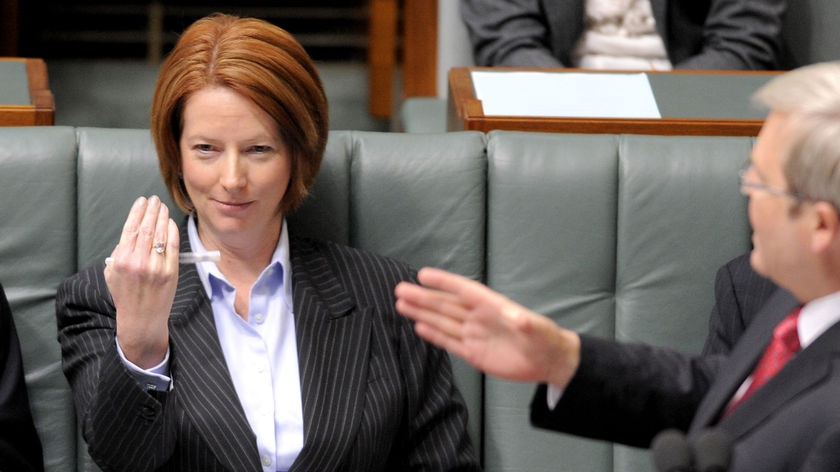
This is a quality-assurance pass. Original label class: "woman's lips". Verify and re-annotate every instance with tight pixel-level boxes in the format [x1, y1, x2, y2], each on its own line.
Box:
[213, 199, 253, 212]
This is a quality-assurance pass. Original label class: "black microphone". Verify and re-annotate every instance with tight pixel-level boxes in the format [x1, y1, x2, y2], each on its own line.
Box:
[690, 428, 733, 472]
[652, 429, 694, 472]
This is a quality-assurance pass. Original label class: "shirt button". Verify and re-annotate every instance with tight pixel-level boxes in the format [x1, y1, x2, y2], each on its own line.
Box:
[261, 454, 272, 467]
[254, 313, 265, 323]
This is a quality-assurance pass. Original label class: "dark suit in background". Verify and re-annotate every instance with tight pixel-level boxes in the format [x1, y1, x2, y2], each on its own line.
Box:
[56, 223, 479, 472]
[702, 252, 779, 356]
[0, 283, 44, 472]
[461, 0, 786, 70]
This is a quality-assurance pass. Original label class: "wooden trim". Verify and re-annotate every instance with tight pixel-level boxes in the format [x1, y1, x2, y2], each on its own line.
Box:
[447, 67, 479, 131]
[367, 0, 442, 119]
[448, 67, 776, 136]
[0, 58, 55, 126]
[401, 0, 437, 97]
[457, 116, 764, 136]
[367, 0, 399, 119]
[26, 58, 55, 125]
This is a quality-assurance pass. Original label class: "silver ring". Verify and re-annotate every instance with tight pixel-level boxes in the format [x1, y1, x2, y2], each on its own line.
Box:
[153, 241, 166, 255]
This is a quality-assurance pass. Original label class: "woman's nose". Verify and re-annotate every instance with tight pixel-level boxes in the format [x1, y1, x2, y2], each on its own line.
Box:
[221, 153, 247, 190]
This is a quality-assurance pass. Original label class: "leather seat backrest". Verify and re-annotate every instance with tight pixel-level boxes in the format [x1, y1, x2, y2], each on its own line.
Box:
[482, 131, 752, 472]
[0, 126, 79, 471]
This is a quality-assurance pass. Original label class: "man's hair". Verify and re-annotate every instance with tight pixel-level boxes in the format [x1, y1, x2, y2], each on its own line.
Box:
[753, 62, 840, 212]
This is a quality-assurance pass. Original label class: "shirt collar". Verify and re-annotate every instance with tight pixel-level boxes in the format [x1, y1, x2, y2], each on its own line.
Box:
[798, 290, 840, 348]
[187, 216, 293, 311]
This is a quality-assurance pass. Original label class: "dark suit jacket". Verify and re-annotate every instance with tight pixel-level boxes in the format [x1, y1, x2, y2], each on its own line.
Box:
[702, 252, 779, 356]
[56, 223, 479, 472]
[461, 0, 786, 70]
[531, 286, 840, 470]
[0, 283, 44, 472]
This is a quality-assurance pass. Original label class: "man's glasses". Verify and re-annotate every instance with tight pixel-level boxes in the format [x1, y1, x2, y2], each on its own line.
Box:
[738, 166, 802, 201]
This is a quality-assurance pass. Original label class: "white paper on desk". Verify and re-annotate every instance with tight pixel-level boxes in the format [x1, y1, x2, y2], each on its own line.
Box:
[471, 71, 661, 118]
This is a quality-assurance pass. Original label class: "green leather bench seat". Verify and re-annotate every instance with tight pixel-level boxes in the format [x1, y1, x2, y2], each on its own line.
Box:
[0, 127, 752, 472]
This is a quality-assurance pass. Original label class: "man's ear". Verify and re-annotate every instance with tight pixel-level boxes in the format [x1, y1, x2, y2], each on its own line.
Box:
[810, 201, 840, 254]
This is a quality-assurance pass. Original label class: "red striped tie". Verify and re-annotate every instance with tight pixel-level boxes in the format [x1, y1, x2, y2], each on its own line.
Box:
[723, 307, 801, 417]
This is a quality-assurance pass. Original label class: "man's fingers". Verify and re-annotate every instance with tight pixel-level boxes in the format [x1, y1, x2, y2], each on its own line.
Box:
[395, 295, 466, 339]
[412, 321, 473, 360]
[416, 267, 504, 308]
[416, 267, 474, 292]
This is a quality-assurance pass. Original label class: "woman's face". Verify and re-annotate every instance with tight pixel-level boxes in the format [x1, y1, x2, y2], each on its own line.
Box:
[179, 86, 291, 249]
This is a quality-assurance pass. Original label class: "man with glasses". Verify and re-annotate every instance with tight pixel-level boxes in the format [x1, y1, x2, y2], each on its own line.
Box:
[395, 61, 840, 470]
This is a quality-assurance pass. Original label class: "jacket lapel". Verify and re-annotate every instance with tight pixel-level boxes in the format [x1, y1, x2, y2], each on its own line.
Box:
[718, 332, 835, 440]
[168, 225, 261, 471]
[288, 238, 371, 472]
[691, 289, 800, 429]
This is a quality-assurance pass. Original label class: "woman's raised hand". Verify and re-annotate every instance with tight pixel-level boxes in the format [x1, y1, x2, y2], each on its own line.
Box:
[105, 195, 180, 368]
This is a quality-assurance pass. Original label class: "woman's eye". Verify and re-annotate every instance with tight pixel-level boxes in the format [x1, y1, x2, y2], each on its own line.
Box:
[250, 145, 272, 154]
[195, 144, 214, 152]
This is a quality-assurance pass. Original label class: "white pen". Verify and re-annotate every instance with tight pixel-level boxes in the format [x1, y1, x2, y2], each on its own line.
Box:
[105, 250, 221, 266]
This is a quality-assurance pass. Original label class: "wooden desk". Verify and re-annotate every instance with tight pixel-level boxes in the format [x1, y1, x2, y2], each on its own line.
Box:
[448, 67, 781, 136]
[0, 58, 55, 126]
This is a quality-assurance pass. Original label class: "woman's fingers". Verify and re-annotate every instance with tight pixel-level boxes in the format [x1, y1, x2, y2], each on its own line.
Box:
[166, 217, 180, 261]
[111, 196, 175, 266]
[152, 198, 170, 256]
[137, 196, 161, 257]
[116, 196, 148, 255]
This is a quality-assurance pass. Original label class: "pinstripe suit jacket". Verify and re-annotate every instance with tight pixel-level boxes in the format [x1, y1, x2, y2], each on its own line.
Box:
[702, 252, 778, 356]
[56, 224, 479, 472]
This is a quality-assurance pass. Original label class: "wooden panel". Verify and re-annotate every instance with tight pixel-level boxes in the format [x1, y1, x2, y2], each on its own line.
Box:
[0, 58, 55, 126]
[367, 0, 399, 119]
[401, 0, 437, 97]
[367, 0, 441, 119]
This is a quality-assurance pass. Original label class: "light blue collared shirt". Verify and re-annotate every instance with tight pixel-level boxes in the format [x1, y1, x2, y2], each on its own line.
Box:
[118, 216, 302, 472]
